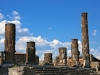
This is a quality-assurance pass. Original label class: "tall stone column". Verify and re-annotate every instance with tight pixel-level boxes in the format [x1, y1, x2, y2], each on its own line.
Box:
[81, 12, 90, 68]
[5, 23, 16, 62]
[26, 41, 36, 63]
[71, 39, 80, 65]
[44, 53, 52, 64]
[81, 12, 89, 59]
[58, 47, 67, 65]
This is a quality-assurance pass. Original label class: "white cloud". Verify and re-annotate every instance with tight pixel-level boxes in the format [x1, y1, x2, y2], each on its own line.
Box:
[12, 11, 21, 20]
[12, 11, 19, 15]
[0, 11, 100, 61]
[0, 13, 4, 20]
[92, 30, 97, 36]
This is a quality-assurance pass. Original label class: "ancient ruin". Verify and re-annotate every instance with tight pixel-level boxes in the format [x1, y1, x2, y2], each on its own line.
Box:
[0, 12, 100, 75]
[71, 39, 80, 65]
[44, 53, 52, 64]
[4, 23, 16, 63]
[26, 41, 36, 64]
[81, 12, 89, 59]
[58, 47, 67, 65]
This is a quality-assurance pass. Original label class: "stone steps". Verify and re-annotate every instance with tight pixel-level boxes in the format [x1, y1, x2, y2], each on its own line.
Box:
[34, 67, 92, 75]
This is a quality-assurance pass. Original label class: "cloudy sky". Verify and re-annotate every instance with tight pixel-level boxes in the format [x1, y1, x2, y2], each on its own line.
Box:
[0, 0, 100, 60]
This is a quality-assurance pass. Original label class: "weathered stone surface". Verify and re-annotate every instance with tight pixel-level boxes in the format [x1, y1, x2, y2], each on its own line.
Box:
[81, 12, 89, 59]
[44, 53, 52, 64]
[26, 41, 36, 63]
[91, 62, 100, 69]
[8, 66, 35, 75]
[83, 54, 91, 68]
[58, 47, 67, 65]
[90, 54, 94, 62]
[5, 23, 16, 62]
[71, 39, 80, 65]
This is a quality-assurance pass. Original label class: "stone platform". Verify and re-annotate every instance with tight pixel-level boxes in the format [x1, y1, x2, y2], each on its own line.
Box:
[7, 65, 100, 75]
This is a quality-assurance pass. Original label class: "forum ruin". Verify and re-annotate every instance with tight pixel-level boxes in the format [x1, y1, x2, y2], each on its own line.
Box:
[0, 12, 100, 75]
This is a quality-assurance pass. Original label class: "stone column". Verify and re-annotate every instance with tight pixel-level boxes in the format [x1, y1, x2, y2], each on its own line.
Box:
[81, 12, 89, 59]
[26, 41, 36, 63]
[44, 53, 52, 64]
[58, 47, 67, 65]
[35, 55, 39, 64]
[71, 39, 80, 65]
[5, 23, 16, 62]
[81, 12, 90, 68]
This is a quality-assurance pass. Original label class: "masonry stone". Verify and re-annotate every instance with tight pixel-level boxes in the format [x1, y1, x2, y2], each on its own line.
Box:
[71, 39, 80, 65]
[81, 12, 90, 60]
[26, 41, 36, 63]
[58, 47, 67, 65]
[44, 53, 52, 64]
[4, 23, 16, 63]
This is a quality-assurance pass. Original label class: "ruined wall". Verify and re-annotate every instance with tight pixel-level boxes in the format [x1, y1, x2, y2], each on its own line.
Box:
[91, 62, 100, 69]
[44, 53, 52, 64]
[15, 53, 26, 63]
[58, 47, 67, 65]
[5, 23, 16, 62]
[81, 12, 89, 59]
[71, 39, 80, 65]
[26, 41, 36, 62]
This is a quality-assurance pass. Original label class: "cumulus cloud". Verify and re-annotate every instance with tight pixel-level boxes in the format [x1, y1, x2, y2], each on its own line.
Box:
[12, 11, 21, 20]
[0, 11, 100, 61]
[92, 30, 97, 36]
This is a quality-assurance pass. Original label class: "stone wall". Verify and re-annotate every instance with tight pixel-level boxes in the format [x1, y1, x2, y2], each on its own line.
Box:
[91, 62, 100, 68]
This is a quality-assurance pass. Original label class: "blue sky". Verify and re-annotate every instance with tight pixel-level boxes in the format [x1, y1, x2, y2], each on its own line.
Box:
[0, 0, 100, 60]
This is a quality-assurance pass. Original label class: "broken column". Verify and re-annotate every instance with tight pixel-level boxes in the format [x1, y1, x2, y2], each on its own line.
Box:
[35, 55, 39, 65]
[58, 47, 67, 65]
[26, 41, 36, 64]
[4, 23, 16, 63]
[71, 39, 80, 65]
[81, 12, 89, 59]
[81, 12, 90, 68]
[44, 53, 52, 64]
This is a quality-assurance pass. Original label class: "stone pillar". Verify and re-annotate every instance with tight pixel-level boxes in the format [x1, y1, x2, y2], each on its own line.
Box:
[35, 55, 39, 64]
[44, 53, 52, 64]
[58, 47, 67, 65]
[71, 39, 80, 65]
[5, 23, 16, 62]
[26, 41, 36, 63]
[81, 12, 89, 59]
[81, 12, 90, 68]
